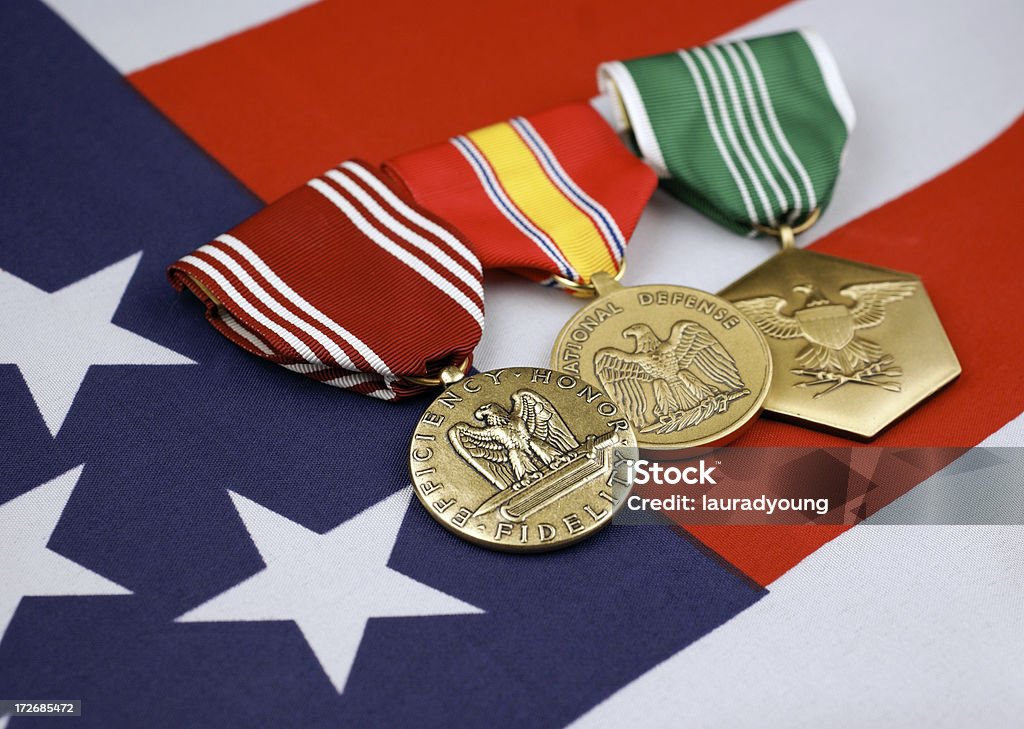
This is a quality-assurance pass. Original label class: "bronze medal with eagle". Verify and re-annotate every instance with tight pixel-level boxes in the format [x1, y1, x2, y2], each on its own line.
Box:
[409, 367, 638, 551]
[721, 246, 960, 439]
[550, 274, 772, 453]
[587, 31, 960, 440]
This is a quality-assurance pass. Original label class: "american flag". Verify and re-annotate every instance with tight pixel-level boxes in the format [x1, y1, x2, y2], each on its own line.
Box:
[2, 0, 1022, 726]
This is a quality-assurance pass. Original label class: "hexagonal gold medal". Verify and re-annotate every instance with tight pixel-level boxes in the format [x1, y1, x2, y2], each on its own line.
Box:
[720, 248, 960, 439]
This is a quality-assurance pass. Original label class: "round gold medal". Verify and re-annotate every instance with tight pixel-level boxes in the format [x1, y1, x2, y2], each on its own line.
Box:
[550, 277, 772, 452]
[409, 367, 638, 552]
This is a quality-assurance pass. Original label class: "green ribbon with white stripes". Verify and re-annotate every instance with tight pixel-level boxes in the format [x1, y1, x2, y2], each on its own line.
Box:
[599, 30, 854, 235]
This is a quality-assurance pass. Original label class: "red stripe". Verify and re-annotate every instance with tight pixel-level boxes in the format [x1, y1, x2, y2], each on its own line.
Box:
[130, 0, 788, 203]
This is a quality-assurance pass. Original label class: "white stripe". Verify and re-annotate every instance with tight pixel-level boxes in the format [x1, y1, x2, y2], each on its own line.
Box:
[799, 27, 856, 133]
[708, 44, 790, 218]
[197, 244, 360, 370]
[737, 39, 819, 212]
[340, 385, 396, 401]
[304, 370, 395, 399]
[573, 524, 1024, 727]
[596, 61, 669, 178]
[281, 362, 330, 374]
[690, 46, 777, 226]
[307, 178, 485, 329]
[180, 255, 324, 365]
[510, 116, 627, 261]
[322, 371, 397, 399]
[339, 161, 482, 275]
[218, 310, 272, 354]
[362, 387, 396, 401]
[216, 235, 392, 376]
[676, 50, 760, 226]
[43, 0, 315, 74]
[450, 135, 574, 278]
[324, 169, 484, 301]
[722, 41, 805, 221]
[323, 372, 384, 389]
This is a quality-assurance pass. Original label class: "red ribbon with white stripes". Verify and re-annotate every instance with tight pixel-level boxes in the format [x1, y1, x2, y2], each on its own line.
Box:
[168, 160, 483, 400]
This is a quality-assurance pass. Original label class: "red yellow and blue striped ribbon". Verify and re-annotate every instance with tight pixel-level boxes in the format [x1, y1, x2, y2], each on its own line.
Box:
[385, 102, 657, 288]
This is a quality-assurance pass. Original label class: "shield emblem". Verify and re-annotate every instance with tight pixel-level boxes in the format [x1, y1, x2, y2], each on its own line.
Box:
[793, 304, 855, 350]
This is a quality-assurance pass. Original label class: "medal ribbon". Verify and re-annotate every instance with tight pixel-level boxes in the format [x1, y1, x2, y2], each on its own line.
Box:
[598, 30, 855, 234]
[168, 160, 484, 400]
[384, 102, 657, 287]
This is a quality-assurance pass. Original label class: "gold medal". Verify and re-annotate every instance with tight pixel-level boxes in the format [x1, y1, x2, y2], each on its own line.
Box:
[409, 366, 638, 551]
[595, 34, 962, 439]
[720, 218, 960, 439]
[550, 273, 772, 452]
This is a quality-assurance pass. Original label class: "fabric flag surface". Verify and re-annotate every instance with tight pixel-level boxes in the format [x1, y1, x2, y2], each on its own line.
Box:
[2, 0, 1023, 727]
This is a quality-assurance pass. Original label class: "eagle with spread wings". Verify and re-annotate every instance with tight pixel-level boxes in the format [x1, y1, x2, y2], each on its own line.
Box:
[448, 390, 580, 492]
[594, 321, 748, 432]
[733, 281, 916, 377]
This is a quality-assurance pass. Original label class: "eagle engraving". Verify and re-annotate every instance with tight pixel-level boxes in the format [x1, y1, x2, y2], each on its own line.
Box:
[734, 281, 916, 397]
[593, 321, 750, 434]
[448, 390, 580, 492]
